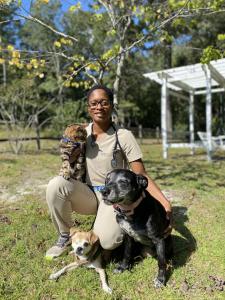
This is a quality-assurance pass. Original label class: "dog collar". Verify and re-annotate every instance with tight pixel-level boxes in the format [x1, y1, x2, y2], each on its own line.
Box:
[113, 191, 145, 216]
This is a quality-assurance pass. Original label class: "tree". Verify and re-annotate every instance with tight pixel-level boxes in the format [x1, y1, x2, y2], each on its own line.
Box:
[1, 0, 225, 135]
[0, 77, 55, 153]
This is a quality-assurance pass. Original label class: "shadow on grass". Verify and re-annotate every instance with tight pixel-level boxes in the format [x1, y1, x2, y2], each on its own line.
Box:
[172, 205, 197, 268]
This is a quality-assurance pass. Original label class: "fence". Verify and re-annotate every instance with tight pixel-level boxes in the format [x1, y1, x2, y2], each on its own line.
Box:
[130, 126, 191, 144]
[0, 126, 193, 152]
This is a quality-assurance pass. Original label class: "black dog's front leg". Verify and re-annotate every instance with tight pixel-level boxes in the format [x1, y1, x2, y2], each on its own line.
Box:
[114, 235, 134, 273]
[154, 239, 167, 288]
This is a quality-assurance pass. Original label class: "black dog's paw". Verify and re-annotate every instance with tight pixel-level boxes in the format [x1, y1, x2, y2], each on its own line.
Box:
[113, 263, 129, 274]
[153, 277, 165, 288]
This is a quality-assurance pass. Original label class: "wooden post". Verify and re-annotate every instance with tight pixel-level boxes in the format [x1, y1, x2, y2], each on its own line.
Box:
[156, 126, 160, 143]
[161, 74, 168, 159]
[138, 124, 143, 144]
[189, 91, 195, 155]
[203, 65, 212, 161]
[34, 115, 41, 151]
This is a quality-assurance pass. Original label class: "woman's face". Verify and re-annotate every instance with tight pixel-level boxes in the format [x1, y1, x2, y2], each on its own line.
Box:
[87, 89, 113, 124]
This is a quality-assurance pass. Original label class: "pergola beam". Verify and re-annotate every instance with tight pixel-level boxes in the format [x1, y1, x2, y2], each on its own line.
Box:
[189, 91, 195, 155]
[169, 90, 189, 101]
[208, 63, 225, 88]
[202, 65, 212, 161]
[160, 73, 194, 93]
[161, 74, 168, 159]
[194, 87, 225, 95]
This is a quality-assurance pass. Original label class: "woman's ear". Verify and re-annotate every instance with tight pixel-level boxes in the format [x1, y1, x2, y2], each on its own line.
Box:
[136, 174, 148, 189]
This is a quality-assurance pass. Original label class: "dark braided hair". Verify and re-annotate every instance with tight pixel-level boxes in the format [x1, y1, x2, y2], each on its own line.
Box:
[87, 84, 114, 104]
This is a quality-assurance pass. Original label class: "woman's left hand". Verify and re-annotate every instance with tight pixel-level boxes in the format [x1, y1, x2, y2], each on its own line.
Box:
[164, 211, 173, 238]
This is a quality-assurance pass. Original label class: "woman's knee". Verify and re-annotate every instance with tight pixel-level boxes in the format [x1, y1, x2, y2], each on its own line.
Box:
[95, 229, 124, 250]
[46, 176, 69, 206]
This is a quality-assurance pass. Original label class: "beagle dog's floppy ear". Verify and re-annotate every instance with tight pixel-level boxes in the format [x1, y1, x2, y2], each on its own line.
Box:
[70, 227, 79, 237]
[88, 231, 99, 245]
[136, 174, 148, 189]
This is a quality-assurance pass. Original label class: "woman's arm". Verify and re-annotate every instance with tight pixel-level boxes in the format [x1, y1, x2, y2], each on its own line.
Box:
[130, 159, 172, 215]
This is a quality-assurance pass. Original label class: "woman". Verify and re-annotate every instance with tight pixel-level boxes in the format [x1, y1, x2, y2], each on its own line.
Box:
[46, 84, 172, 258]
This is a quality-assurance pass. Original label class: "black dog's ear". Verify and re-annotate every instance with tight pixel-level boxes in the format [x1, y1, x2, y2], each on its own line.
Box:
[136, 174, 148, 189]
[105, 172, 111, 184]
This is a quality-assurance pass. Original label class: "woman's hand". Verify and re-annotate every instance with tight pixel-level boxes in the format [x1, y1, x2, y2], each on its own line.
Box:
[164, 211, 173, 238]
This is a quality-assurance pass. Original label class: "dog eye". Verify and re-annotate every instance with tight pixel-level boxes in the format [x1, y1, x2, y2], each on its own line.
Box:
[83, 242, 89, 247]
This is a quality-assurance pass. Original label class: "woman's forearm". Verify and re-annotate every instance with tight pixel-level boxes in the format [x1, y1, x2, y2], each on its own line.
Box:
[145, 175, 171, 213]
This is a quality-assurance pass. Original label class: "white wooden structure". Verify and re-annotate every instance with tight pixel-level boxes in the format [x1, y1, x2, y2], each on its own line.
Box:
[144, 58, 225, 161]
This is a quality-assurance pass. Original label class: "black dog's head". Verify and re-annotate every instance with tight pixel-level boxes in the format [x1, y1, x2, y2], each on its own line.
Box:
[101, 169, 148, 206]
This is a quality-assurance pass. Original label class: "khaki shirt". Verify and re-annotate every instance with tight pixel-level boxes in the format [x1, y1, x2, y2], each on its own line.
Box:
[85, 123, 143, 186]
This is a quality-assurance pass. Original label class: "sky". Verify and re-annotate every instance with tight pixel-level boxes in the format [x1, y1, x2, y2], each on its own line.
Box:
[21, 0, 93, 13]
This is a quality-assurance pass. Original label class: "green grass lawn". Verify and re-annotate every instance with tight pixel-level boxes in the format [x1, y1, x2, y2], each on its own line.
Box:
[0, 140, 225, 299]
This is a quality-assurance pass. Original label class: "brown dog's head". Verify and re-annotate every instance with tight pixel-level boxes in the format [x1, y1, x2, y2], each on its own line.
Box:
[70, 228, 99, 257]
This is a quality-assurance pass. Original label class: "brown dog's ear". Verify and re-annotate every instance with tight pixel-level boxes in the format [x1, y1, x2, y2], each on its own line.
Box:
[136, 174, 148, 189]
[70, 227, 79, 237]
[88, 231, 99, 245]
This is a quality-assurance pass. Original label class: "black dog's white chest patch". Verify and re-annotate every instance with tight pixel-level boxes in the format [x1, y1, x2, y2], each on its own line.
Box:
[119, 219, 153, 246]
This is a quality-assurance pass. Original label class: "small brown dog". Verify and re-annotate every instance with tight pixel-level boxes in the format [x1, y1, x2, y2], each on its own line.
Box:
[49, 228, 112, 294]
[59, 123, 87, 181]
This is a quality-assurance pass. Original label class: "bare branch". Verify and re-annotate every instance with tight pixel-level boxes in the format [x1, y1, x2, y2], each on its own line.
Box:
[98, 0, 116, 28]
[35, 98, 56, 116]
[0, 19, 20, 24]
[15, 12, 78, 43]
[85, 71, 99, 84]
[124, 0, 191, 54]
[104, 0, 191, 67]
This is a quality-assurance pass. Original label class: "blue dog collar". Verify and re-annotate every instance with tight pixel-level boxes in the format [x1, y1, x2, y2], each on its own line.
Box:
[90, 185, 105, 192]
[61, 137, 81, 148]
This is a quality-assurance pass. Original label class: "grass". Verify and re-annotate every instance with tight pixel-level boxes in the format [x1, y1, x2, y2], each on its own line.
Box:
[0, 140, 225, 299]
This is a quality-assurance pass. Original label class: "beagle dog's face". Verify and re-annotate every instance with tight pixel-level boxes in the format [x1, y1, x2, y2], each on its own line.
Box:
[70, 228, 99, 257]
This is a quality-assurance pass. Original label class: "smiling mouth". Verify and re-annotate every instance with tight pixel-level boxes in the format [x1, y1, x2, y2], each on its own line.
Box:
[95, 113, 105, 116]
[103, 195, 127, 205]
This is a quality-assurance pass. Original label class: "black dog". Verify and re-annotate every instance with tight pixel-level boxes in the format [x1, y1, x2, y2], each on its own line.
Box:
[101, 169, 173, 288]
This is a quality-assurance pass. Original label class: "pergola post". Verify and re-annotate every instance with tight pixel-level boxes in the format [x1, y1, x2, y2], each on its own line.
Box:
[189, 91, 195, 155]
[203, 65, 212, 161]
[161, 74, 168, 159]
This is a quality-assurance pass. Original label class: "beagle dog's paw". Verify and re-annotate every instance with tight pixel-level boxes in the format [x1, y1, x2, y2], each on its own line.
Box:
[103, 285, 112, 294]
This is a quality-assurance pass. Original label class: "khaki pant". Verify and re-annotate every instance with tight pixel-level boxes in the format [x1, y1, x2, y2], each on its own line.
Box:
[46, 176, 124, 249]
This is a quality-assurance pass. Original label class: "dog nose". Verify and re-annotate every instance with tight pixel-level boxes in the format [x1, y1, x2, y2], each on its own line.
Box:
[76, 247, 83, 254]
[100, 187, 109, 197]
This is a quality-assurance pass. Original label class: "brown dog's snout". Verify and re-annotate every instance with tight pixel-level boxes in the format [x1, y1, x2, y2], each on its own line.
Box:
[76, 246, 83, 254]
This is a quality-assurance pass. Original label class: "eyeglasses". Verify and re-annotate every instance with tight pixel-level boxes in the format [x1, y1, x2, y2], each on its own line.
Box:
[88, 99, 111, 109]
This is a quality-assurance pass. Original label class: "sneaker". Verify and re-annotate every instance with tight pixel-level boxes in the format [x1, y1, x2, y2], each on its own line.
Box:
[45, 234, 71, 260]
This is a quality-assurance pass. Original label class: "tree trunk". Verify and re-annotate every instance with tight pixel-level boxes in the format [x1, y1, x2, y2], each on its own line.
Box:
[112, 48, 126, 124]
[34, 114, 41, 150]
[3, 60, 6, 87]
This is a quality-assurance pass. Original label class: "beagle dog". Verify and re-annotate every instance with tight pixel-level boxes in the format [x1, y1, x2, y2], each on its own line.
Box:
[49, 228, 112, 294]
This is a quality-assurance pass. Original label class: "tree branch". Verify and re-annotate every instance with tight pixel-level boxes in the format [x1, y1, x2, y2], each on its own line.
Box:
[104, 0, 191, 67]
[15, 12, 78, 43]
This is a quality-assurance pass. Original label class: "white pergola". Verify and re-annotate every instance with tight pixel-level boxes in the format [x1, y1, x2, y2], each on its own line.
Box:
[144, 58, 225, 161]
